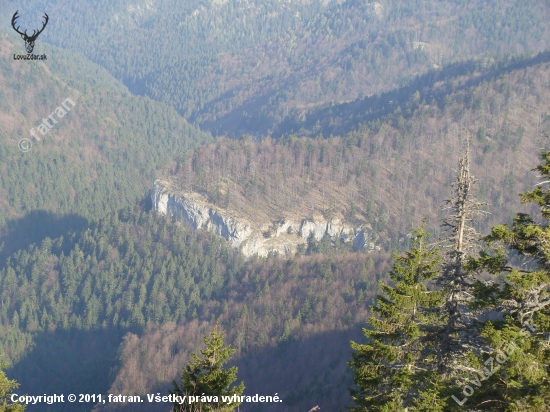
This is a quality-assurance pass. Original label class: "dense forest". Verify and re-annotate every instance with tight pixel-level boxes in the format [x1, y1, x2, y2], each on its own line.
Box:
[0, 54, 547, 411]
[275, 52, 550, 137]
[1, 1, 550, 411]
[5, 0, 550, 136]
[161, 57, 550, 248]
[1, 205, 385, 411]
[0, 36, 210, 260]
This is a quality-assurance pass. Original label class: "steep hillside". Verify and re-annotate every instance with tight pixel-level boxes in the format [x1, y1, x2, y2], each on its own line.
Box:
[151, 176, 377, 258]
[3, 0, 328, 122]
[276, 51, 550, 137]
[98, 249, 385, 412]
[0, 36, 210, 260]
[2, 3, 550, 410]
[156, 55, 550, 254]
[5, 0, 550, 136]
[1, 206, 385, 412]
[193, 0, 550, 136]
[96, 55, 550, 411]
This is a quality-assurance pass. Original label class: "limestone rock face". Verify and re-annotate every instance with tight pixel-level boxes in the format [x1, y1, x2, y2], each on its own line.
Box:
[151, 180, 253, 247]
[152, 180, 376, 258]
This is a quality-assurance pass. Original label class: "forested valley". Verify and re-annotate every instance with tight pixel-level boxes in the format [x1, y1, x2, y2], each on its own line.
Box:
[1, 1, 550, 411]
[5, 0, 550, 136]
[162, 56, 550, 245]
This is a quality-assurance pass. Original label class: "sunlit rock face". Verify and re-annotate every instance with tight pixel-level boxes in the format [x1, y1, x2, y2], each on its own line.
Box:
[152, 180, 376, 258]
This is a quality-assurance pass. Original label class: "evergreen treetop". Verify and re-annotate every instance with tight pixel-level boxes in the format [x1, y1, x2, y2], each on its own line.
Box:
[171, 325, 245, 412]
[466, 150, 550, 411]
[0, 356, 25, 412]
[348, 223, 445, 411]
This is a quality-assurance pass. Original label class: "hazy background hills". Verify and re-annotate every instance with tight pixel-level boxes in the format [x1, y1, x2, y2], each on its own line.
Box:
[4, 0, 550, 136]
[1, 0, 550, 411]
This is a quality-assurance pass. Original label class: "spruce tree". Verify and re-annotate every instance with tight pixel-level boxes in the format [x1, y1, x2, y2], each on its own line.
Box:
[348, 223, 445, 411]
[0, 356, 25, 412]
[171, 325, 245, 412]
[349, 139, 489, 411]
[466, 150, 550, 411]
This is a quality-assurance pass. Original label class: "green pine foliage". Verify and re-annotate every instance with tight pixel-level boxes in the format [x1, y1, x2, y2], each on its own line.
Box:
[466, 151, 550, 411]
[348, 223, 445, 411]
[348, 143, 500, 411]
[0, 202, 381, 411]
[0, 37, 211, 260]
[0, 357, 24, 412]
[171, 326, 245, 412]
[0, 209, 241, 363]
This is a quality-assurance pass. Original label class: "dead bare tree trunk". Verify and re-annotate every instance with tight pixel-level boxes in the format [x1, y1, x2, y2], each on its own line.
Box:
[432, 132, 487, 378]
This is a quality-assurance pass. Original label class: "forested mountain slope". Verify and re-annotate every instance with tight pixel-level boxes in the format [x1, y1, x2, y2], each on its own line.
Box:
[3, 0, 327, 127]
[159, 55, 550, 251]
[193, 0, 550, 136]
[0, 36, 210, 260]
[1, 206, 385, 412]
[91, 53, 550, 411]
[276, 51, 550, 137]
[5, 0, 549, 136]
[1, 3, 549, 409]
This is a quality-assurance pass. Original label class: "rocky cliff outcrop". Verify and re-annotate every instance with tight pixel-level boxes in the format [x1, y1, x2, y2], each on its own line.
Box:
[152, 180, 377, 258]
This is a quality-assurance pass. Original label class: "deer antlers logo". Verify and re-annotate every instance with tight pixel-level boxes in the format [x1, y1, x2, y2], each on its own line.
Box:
[11, 11, 49, 54]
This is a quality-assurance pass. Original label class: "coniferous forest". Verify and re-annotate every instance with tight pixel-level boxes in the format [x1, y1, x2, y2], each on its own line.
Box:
[1, 1, 550, 411]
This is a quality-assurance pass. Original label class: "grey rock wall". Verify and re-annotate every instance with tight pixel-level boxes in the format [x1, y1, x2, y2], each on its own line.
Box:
[152, 180, 376, 258]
